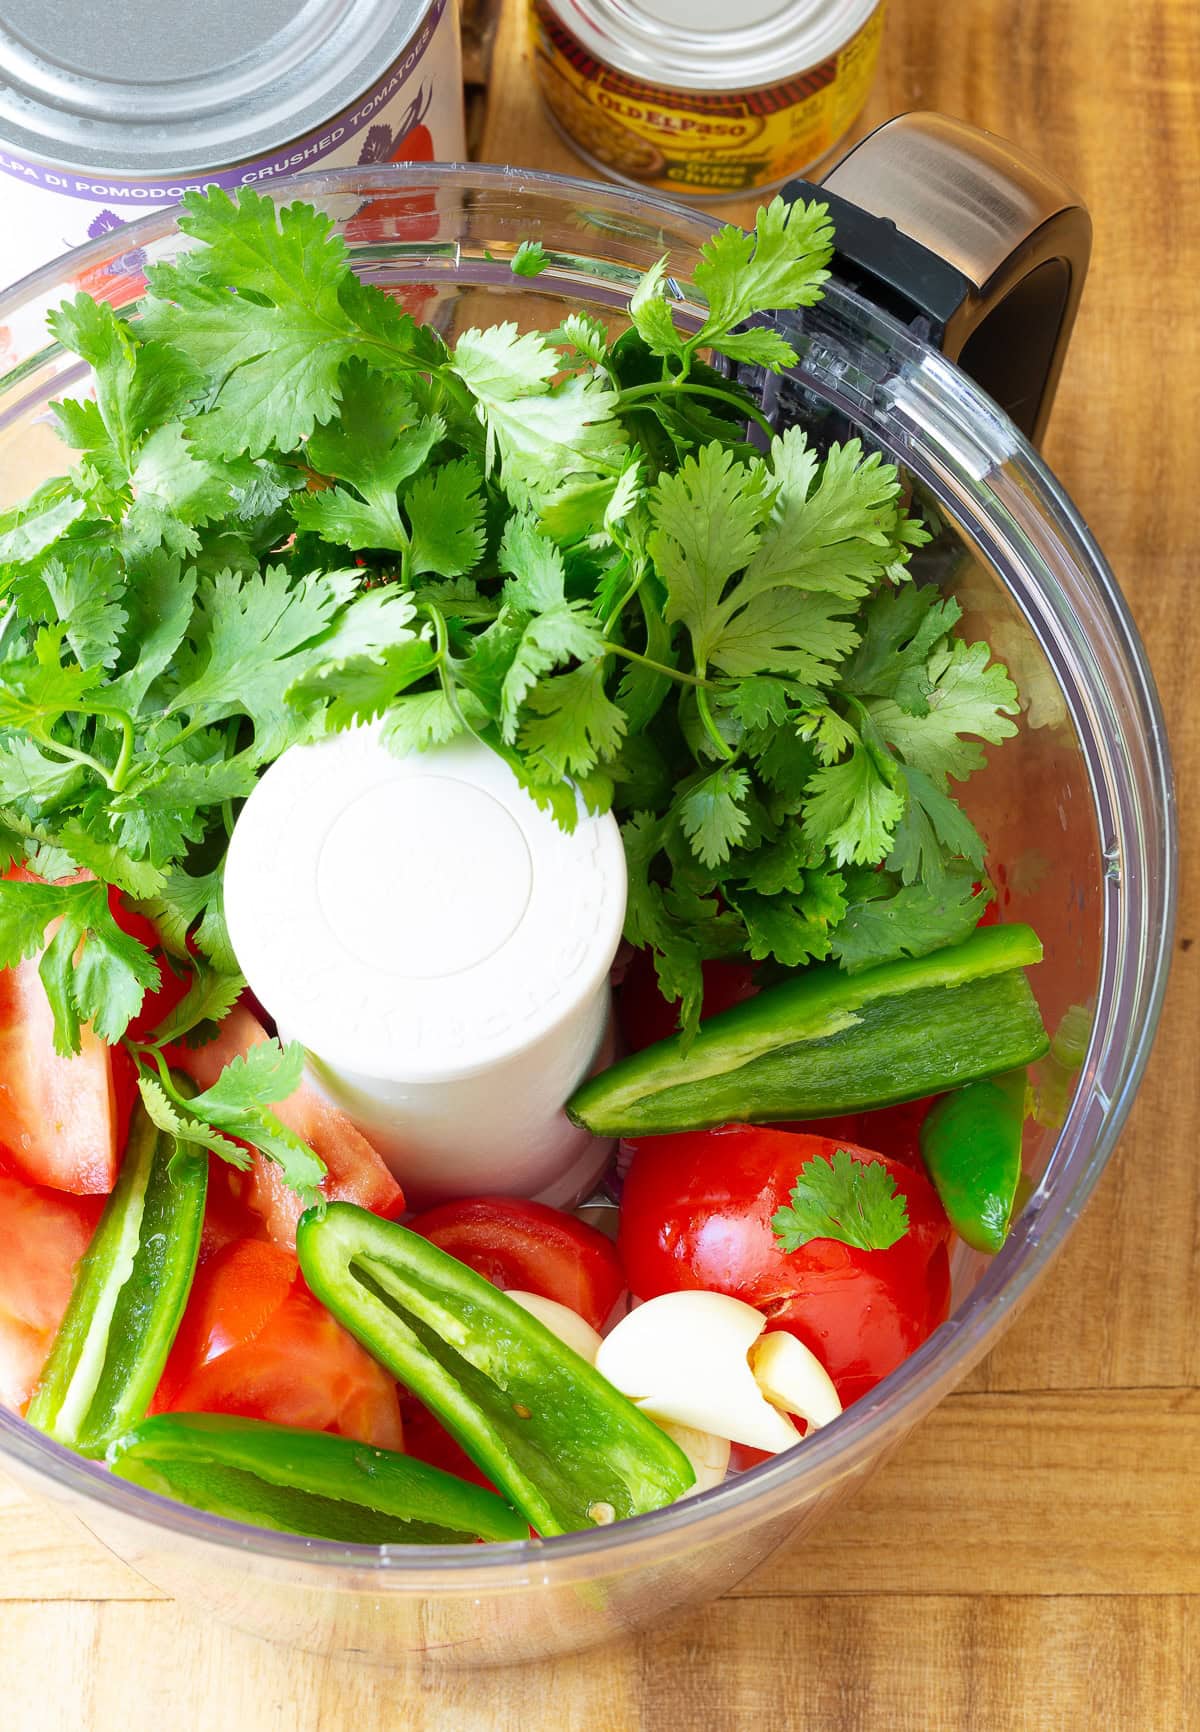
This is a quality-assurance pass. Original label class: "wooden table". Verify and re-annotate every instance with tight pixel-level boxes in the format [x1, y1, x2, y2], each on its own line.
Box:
[6, 0, 1199, 1725]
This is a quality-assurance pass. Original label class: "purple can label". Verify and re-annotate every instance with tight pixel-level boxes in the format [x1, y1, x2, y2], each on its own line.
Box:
[0, 0, 462, 301]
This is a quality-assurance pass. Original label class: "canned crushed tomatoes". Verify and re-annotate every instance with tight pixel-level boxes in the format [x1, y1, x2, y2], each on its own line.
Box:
[0, 0, 465, 294]
[529, 0, 884, 200]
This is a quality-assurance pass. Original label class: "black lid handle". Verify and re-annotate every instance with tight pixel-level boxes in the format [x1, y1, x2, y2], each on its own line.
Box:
[783, 112, 1092, 447]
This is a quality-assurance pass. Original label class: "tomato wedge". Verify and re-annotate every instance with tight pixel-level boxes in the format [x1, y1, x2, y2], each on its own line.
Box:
[155, 1238, 403, 1450]
[0, 869, 118, 1194]
[171, 1006, 405, 1249]
[408, 1196, 626, 1332]
[0, 1172, 101, 1410]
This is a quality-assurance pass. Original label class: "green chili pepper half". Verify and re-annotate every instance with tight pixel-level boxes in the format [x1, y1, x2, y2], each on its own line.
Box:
[919, 1070, 1028, 1254]
[568, 924, 1049, 1138]
[297, 1204, 696, 1536]
[107, 1413, 528, 1544]
[27, 1083, 206, 1456]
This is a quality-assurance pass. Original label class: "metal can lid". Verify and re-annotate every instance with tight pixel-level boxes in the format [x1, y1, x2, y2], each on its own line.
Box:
[223, 725, 628, 1084]
[0, 0, 440, 171]
[540, 0, 878, 92]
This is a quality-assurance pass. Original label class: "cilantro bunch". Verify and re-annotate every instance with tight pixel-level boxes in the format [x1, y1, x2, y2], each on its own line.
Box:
[0, 183, 1020, 1099]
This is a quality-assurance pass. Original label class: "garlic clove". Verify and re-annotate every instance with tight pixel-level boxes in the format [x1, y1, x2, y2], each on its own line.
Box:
[749, 1330, 842, 1432]
[657, 1421, 732, 1494]
[506, 1290, 604, 1364]
[595, 1290, 801, 1455]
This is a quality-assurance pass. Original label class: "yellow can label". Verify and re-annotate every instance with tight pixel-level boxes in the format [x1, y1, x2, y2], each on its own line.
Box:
[530, 1, 885, 197]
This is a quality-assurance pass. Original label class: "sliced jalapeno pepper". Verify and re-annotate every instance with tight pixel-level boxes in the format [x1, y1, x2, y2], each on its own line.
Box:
[568, 925, 1049, 1138]
[919, 1070, 1028, 1254]
[27, 1082, 206, 1455]
[107, 1413, 528, 1544]
[297, 1203, 696, 1536]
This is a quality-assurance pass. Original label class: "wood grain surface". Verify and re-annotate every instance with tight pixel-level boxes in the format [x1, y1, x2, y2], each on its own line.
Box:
[3, 0, 1199, 1725]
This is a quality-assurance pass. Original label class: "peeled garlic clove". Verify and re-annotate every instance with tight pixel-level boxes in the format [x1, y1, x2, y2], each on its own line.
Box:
[749, 1331, 842, 1432]
[595, 1290, 801, 1455]
[506, 1290, 603, 1364]
[657, 1421, 731, 1495]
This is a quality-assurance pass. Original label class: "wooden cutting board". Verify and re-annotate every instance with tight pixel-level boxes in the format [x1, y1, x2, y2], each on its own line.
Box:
[5, 0, 1199, 1725]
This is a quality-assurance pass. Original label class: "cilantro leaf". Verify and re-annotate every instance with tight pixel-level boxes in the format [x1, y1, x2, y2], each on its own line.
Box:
[290, 639, 437, 733]
[404, 458, 486, 577]
[840, 581, 962, 711]
[380, 688, 467, 757]
[139, 1038, 327, 1202]
[887, 763, 987, 889]
[553, 312, 611, 366]
[137, 1072, 250, 1168]
[18, 549, 128, 669]
[677, 766, 751, 869]
[772, 1149, 910, 1253]
[136, 865, 238, 973]
[139, 959, 246, 1048]
[629, 256, 687, 364]
[0, 737, 82, 806]
[511, 240, 550, 278]
[869, 638, 1019, 783]
[167, 564, 359, 759]
[692, 197, 834, 361]
[519, 660, 626, 781]
[140, 188, 428, 459]
[801, 720, 906, 866]
[649, 443, 772, 665]
[830, 862, 992, 973]
[0, 877, 159, 1052]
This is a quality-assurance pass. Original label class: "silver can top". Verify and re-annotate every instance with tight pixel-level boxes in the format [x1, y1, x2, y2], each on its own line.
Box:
[541, 0, 878, 92]
[0, 0, 442, 171]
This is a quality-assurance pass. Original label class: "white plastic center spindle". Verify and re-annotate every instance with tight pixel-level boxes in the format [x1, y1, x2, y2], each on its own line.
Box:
[223, 725, 628, 1208]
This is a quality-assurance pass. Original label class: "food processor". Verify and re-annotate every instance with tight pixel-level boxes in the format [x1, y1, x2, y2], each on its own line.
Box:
[0, 116, 1174, 1666]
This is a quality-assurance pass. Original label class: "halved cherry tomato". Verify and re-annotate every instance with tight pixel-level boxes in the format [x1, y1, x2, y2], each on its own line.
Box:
[619, 1124, 952, 1407]
[0, 1172, 102, 1410]
[617, 952, 759, 1054]
[0, 867, 118, 1194]
[408, 1196, 626, 1332]
[171, 1006, 405, 1250]
[155, 1238, 403, 1450]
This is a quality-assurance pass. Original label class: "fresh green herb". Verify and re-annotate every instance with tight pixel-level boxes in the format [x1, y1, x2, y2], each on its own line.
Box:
[771, 1149, 910, 1253]
[0, 184, 1020, 1119]
[511, 240, 551, 278]
[134, 1041, 326, 1203]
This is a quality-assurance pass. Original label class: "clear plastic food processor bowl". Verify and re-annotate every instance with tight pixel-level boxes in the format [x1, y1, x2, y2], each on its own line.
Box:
[0, 164, 1174, 1668]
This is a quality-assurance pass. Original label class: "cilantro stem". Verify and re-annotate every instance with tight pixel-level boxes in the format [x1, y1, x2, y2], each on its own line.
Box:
[33, 732, 113, 787]
[694, 674, 736, 763]
[602, 641, 713, 689]
[93, 707, 135, 793]
[618, 380, 775, 440]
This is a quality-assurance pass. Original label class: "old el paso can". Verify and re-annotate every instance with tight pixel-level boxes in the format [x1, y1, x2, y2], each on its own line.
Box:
[0, 0, 465, 294]
[530, 0, 884, 200]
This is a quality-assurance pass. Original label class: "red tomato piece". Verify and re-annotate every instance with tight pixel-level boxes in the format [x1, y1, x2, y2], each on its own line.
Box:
[0, 1173, 101, 1410]
[108, 890, 190, 1042]
[784, 1097, 937, 1170]
[171, 1006, 405, 1250]
[155, 1238, 403, 1450]
[617, 951, 759, 1053]
[619, 1124, 952, 1407]
[399, 1394, 500, 1496]
[408, 1196, 626, 1333]
[0, 868, 118, 1194]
